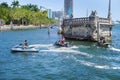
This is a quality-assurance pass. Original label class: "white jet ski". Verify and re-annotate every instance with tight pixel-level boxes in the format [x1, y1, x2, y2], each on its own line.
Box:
[11, 45, 38, 52]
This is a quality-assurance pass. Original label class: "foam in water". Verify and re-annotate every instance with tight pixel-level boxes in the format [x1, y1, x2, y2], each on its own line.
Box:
[40, 47, 79, 53]
[99, 55, 120, 62]
[40, 47, 93, 58]
[74, 57, 120, 70]
[32, 44, 93, 58]
[109, 46, 120, 52]
[29, 44, 53, 48]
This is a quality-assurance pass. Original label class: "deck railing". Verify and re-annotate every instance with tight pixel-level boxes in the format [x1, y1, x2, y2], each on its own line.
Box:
[63, 17, 110, 26]
[99, 18, 110, 23]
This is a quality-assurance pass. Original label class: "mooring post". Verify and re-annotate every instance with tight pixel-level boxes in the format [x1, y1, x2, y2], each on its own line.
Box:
[0, 22, 1, 31]
[10, 21, 13, 30]
[0, 24, 1, 31]
[48, 24, 50, 34]
[0, 21, 1, 31]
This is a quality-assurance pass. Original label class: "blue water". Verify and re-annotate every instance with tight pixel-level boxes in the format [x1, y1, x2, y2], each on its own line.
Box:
[0, 25, 120, 80]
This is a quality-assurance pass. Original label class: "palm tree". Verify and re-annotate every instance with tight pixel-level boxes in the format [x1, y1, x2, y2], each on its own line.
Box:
[11, 0, 20, 8]
[21, 4, 39, 12]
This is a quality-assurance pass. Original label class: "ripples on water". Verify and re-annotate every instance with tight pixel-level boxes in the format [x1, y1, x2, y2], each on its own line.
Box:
[0, 25, 120, 80]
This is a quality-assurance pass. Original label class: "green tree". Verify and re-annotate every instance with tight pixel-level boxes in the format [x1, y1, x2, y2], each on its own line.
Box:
[21, 4, 39, 12]
[0, 2, 9, 8]
[0, 4, 11, 24]
[11, 0, 20, 8]
[10, 8, 31, 25]
[0, 1, 56, 25]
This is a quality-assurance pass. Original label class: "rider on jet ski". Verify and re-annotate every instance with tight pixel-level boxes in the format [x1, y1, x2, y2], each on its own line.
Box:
[61, 36, 65, 46]
[19, 40, 28, 48]
[23, 40, 28, 48]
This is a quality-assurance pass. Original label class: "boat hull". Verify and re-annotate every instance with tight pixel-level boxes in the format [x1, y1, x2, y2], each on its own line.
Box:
[54, 41, 70, 47]
[11, 45, 38, 52]
[98, 42, 110, 48]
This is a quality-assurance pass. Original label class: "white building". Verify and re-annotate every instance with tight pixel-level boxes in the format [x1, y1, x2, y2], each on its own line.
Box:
[47, 9, 52, 18]
[52, 11, 63, 20]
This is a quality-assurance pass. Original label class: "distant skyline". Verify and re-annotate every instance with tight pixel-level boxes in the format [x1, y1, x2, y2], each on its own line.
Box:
[0, 0, 119, 20]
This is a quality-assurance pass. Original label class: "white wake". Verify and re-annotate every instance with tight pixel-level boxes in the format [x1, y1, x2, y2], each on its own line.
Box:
[29, 44, 53, 48]
[30, 44, 93, 58]
[109, 46, 120, 52]
[74, 57, 120, 70]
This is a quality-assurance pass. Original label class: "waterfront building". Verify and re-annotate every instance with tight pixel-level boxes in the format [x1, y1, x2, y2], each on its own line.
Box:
[64, 0, 73, 18]
[52, 11, 63, 20]
[40, 6, 47, 11]
[116, 20, 120, 23]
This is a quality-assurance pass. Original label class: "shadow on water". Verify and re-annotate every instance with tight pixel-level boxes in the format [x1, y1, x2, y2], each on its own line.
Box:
[11, 51, 38, 54]
[11, 51, 35, 57]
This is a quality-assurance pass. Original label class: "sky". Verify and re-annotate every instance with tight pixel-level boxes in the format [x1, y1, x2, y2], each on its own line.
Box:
[0, 0, 120, 21]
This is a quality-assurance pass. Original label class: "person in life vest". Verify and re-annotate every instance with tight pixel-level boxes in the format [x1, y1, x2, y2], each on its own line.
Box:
[23, 40, 28, 48]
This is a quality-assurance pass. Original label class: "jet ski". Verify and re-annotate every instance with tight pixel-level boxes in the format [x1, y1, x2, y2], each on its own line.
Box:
[98, 42, 110, 48]
[54, 40, 70, 47]
[11, 45, 38, 52]
[97, 37, 110, 48]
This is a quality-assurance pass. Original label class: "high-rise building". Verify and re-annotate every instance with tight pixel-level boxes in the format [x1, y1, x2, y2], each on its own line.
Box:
[52, 11, 63, 20]
[64, 0, 73, 18]
[47, 9, 52, 18]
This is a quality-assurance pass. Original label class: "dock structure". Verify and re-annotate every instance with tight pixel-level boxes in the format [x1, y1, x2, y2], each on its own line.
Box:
[62, 0, 113, 42]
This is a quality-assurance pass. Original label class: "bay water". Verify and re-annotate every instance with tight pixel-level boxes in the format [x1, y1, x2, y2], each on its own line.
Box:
[0, 25, 120, 80]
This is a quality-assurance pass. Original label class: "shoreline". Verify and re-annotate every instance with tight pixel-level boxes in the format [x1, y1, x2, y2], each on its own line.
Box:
[0, 24, 48, 31]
